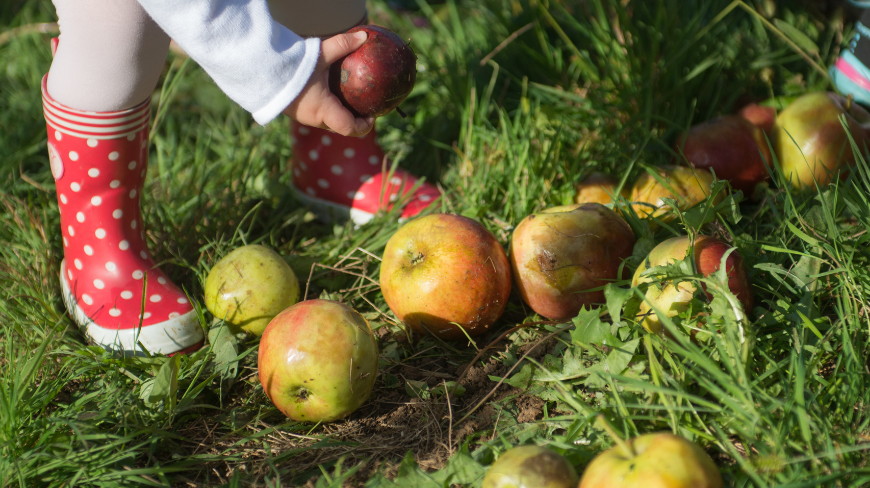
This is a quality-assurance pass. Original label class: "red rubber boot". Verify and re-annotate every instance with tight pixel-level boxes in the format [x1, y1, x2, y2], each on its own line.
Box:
[43, 77, 204, 356]
[290, 122, 441, 225]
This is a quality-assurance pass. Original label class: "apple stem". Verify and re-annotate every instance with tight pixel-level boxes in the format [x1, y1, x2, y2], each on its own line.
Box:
[595, 414, 635, 457]
[396, 106, 407, 118]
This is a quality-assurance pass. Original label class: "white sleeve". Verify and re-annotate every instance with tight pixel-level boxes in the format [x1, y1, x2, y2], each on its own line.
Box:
[136, 0, 321, 125]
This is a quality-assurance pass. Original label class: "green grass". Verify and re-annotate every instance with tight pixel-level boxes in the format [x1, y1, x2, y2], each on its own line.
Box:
[3, 0, 870, 485]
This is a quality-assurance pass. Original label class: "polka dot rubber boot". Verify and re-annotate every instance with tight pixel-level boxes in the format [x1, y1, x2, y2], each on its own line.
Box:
[42, 77, 204, 356]
[290, 122, 441, 226]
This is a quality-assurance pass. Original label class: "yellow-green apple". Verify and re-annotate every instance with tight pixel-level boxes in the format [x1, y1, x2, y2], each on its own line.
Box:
[774, 91, 870, 189]
[629, 165, 719, 220]
[677, 114, 771, 194]
[574, 172, 628, 206]
[379, 213, 511, 340]
[510, 203, 635, 321]
[482, 445, 579, 488]
[204, 244, 300, 336]
[330, 25, 416, 117]
[578, 432, 723, 488]
[257, 299, 378, 422]
[632, 235, 752, 334]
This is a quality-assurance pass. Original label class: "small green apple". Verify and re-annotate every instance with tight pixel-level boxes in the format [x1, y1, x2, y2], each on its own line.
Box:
[204, 244, 300, 336]
[482, 445, 579, 488]
[774, 91, 870, 189]
[257, 299, 379, 422]
[578, 431, 723, 488]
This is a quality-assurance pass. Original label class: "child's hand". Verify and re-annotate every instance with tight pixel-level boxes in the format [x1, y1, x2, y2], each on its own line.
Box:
[284, 30, 374, 137]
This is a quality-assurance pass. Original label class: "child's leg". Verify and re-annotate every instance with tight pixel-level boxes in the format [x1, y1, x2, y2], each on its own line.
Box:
[270, 0, 441, 225]
[44, 0, 203, 355]
[832, 4, 870, 106]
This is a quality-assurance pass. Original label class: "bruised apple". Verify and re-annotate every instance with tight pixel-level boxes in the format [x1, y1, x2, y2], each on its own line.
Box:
[330, 25, 417, 117]
[379, 213, 512, 340]
[678, 114, 771, 194]
[258, 299, 378, 422]
[629, 165, 719, 220]
[774, 91, 870, 189]
[482, 445, 579, 488]
[578, 432, 723, 488]
[510, 204, 635, 321]
[631, 235, 753, 334]
[204, 244, 300, 336]
[574, 172, 629, 206]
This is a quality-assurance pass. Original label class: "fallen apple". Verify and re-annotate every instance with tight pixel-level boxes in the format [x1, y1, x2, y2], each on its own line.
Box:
[330, 25, 416, 117]
[738, 102, 776, 135]
[510, 203, 635, 321]
[204, 244, 300, 336]
[774, 91, 870, 189]
[578, 429, 723, 488]
[677, 114, 771, 194]
[574, 172, 628, 206]
[482, 445, 579, 488]
[257, 299, 379, 422]
[629, 165, 719, 221]
[631, 235, 753, 334]
[379, 213, 512, 340]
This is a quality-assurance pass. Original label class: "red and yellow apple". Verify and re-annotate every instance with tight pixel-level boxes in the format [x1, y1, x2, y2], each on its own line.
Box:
[632, 235, 752, 334]
[510, 203, 635, 321]
[482, 445, 579, 488]
[628, 165, 719, 220]
[677, 114, 771, 194]
[578, 432, 723, 488]
[574, 172, 628, 206]
[774, 91, 870, 189]
[258, 299, 379, 422]
[379, 213, 512, 340]
[330, 25, 417, 117]
[204, 244, 300, 336]
[738, 102, 777, 135]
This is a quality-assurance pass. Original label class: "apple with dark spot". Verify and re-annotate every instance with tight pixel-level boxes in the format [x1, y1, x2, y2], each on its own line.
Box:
[330, 25, 416, 117]
[258, 299, 379, 422]
[482, 445, 579, 488]
[510, 203, 635, 321]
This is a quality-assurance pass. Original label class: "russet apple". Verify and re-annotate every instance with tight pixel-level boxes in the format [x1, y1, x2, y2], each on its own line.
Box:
[482, 445, 579, 488]
[330, 25, 417, 117]
[578, 432, 723, 488]
[628, 165, 719, 221]
[257, 299, 379, 422]
[510, 203, 635, 321]
[631, 235, 752, 334]
[678, 114, 771, 194]
[574, 172, 628, 206]
[774, 91, 870, 189]
[204, 244, 300, 336]
[379, 213, 512, 340]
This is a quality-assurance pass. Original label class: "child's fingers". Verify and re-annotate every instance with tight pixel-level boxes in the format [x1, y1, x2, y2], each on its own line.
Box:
[320, 30, 368, 65]
[320, 96, 374, 137]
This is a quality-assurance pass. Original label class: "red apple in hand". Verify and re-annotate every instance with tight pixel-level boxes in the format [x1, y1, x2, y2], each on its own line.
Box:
[510, 203, 635, 321]
[774, 91, 870, 189]
[631, 235, 752, 334]
[379, 213, 512, 340]
[330, 25, 417, 117]
[678, 114, 772, 194]
[258, 299, 379, 422]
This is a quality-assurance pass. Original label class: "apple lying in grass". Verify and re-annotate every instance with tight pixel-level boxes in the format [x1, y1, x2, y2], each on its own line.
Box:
[739, 102, 777, 135]
[631, 235, 752, 334]
[330, 25, 417, 117]
[258, 299, 379, 422]
[574, 172, 628, 206]
[578, 430, 723, 488]
[510, 203, 635, 321]
[379, 213, 512, 340]
[774, 91, 870, 189]
[204, 244, 300, 336]
[678, 114, 771, 194]
[482, 445, 579, 488]
[629, 165, 719, 220]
